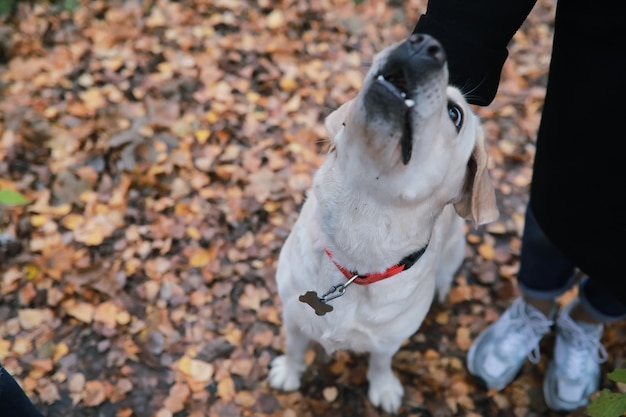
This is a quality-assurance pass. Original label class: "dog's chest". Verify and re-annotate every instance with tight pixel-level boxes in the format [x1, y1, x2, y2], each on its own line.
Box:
[306, 306, 382, 353]
[297, 280, 434, 354]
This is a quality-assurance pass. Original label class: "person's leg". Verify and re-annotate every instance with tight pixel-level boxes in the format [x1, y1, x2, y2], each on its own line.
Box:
[576, 278, 626, 323]
[517, 206, 576, 316]
[467, 206, 573, 390]
[0, 367, 44, 417]
[544, 278, 626, 411]
[529, 0, 626, 409]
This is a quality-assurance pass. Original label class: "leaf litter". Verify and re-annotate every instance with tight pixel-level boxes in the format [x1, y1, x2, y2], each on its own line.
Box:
[0, 1, 624, 417]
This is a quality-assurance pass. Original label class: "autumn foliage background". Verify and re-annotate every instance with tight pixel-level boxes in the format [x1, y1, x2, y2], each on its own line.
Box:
[0, 1, 624, 416]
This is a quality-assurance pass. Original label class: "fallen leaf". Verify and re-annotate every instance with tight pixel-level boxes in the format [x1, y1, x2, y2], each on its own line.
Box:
[18, 309, 50, 330]
[94, 301, 119, 329]
[68, 373, 86, 393]
[455, 327, 472, 351]
[64, 301, 95, 324]
[83, 380, 107, 407]
[163, 382, 189, 413]
[217, 377, 236, 401]
[323, 386, 338, 402]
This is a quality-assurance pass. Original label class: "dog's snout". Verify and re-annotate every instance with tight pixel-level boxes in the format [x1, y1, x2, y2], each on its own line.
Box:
[408, 33, 446, 64]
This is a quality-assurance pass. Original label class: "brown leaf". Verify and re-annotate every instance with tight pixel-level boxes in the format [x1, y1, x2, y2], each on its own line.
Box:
[63, 301, 95, 324]
[83, 380, 107, 407]
[163, 382, 189, 413]
[37, 380, 61, 404]
[18, 308, 50, 330]
[455, 327, 472, 351]
[94, 301, 119, 329]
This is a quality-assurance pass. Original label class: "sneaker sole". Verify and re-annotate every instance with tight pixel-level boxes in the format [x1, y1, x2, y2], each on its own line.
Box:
[466, 329, 527, 392]
[542, 361, 590, 413]
[465, 355, 524, 392]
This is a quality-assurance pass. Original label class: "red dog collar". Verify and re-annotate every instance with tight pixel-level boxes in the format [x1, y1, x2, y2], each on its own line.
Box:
[324, 246, 428, 285]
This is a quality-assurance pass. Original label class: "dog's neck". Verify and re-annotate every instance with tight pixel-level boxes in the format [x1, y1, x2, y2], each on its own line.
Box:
[311, 166, 438, 275]
[324, 245, 428, 285]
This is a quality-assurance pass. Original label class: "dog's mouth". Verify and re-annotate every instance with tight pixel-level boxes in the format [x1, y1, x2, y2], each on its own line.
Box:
[373, 70, 415, 164]
[374, 72, 416, 109]
[364, 34, 446, 165]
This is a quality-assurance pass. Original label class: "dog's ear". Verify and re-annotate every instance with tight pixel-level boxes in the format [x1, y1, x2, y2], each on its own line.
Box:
[453, 125, 499, 226]
[325, 99, 355, 141]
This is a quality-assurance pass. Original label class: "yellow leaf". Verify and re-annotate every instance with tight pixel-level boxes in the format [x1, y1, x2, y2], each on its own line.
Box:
[24, 264, 39, 280]
[195, 129, 210, 144]
[186, 227, 201, 241]
[466, 233, 481, 244]
[53, 342, 69, 362]
[61, 214, 85, 230]
[280, 77, 297, 92]
[178, 355, 192, 375]
[205, 111, 218, 124]
[217, 377, 235, 401]
[50, 204, 72, 217]
[224, 327, 242, 346]
[30, 214, 47, 227]
[115, 311, 131, 326]
[188, 247, 215, 268]
[478, 243, 494, 260]
[435, 311, 449, 325]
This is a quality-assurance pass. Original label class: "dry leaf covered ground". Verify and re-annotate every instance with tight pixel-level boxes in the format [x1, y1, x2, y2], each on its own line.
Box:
[0, 1, 624, 416]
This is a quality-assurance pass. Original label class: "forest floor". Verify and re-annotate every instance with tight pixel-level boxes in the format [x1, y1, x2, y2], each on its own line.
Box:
[0, 0, 624, 416]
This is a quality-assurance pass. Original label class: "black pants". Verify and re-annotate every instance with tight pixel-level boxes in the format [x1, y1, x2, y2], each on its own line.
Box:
[0, 367, 44, 417]
[518, 207, 626, 322]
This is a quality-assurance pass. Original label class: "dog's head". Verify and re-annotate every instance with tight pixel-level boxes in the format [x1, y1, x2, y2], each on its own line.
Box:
[324, 34, 498, 226]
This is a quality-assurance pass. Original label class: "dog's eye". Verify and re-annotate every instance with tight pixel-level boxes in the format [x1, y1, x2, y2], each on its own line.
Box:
[447, 102, 463, 131]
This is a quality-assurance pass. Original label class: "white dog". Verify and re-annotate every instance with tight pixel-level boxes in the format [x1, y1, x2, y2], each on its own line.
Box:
[269, 34, 499, 414]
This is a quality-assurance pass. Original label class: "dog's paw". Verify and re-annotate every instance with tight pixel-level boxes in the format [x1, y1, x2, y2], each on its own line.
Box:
[368, 374, 404, 414]
[268, 355, 302, 391]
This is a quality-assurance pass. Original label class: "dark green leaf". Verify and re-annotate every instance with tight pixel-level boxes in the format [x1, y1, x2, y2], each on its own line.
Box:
[608, 369, 626, 384]
[0, 0, 16, 16]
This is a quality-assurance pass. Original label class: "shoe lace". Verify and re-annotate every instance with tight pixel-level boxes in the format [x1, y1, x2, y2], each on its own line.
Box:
[495, 300, 553, 365]
[558, 315, 608, 380]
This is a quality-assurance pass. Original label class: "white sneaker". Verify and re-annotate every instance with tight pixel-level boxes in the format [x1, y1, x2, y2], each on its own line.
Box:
[543, 299, 608, 411]
[467, 297, 553, 390]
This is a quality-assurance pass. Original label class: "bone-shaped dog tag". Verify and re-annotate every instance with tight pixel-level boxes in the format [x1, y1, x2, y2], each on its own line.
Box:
[299, 291, 333, 316]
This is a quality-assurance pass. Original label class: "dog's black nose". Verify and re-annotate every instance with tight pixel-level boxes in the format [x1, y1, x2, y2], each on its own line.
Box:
[408, 33, 446, 64]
